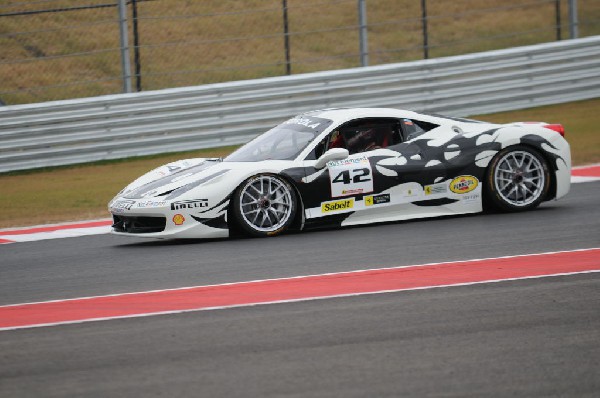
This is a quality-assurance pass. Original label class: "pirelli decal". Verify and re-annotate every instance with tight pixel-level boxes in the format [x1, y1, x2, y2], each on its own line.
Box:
[321, 198, 354, 213]
[171, 199, 208, 210]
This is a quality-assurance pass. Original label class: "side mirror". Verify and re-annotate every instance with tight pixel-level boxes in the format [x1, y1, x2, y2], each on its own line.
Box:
[314, 148, 349, 169]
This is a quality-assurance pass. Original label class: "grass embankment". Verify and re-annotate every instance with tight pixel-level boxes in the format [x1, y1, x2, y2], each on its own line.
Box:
[1, 99, 598, 229]
[1, 0, 599, 104]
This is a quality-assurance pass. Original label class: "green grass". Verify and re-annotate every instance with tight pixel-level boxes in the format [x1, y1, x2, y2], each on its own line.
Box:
[1, 0, 599, 104]
[1, 99, 598, 229]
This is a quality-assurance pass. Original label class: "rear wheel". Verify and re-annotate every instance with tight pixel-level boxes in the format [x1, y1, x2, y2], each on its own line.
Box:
[233, 174, 297, 237]
[485, 145, 550, 211]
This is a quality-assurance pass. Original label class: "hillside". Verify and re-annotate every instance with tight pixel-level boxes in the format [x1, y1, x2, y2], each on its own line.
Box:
[0, 0, 599, 104]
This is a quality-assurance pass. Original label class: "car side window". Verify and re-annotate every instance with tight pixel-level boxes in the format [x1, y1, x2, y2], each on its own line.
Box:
[306, 135, 329, 160]
[327, 118, 403, 155]
[306, 117, 434, 160]
[400, 118, 439, 141]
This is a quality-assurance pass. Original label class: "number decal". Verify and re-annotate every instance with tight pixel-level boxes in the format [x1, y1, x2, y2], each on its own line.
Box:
[332, 170, 351, 185]
[332, 168, 371, 185]
[352, 168, 370, 183]
[327, 156, 374, 197]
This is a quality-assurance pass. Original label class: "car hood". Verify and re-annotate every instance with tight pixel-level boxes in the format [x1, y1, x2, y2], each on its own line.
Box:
[119, 158, 230, 200]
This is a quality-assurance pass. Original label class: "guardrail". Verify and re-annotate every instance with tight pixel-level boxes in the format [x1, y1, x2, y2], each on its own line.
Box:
[1, 36, 599, 173]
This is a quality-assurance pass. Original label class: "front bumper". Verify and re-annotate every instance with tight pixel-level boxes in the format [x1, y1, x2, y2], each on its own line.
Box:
[109, 199, 229, 239]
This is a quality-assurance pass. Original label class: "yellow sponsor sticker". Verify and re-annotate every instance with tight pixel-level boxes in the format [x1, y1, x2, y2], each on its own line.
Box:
[449, 176, 478, 194]
[365, 196, 374, 206]
[321, 198, 355, 213]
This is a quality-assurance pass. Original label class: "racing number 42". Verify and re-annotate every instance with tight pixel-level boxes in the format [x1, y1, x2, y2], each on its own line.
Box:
[332, 168, 371, 185]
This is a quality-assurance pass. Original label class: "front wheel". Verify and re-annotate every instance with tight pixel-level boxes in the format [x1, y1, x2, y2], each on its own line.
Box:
[232, 174, 297, 237]
[485, 145, 551, 212]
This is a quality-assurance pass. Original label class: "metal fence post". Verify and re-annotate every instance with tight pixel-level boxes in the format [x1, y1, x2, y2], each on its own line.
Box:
[358, 0, 368, 67]
[132, 0, 142, 92]
[568, 0, 578, 39]
[282, 0, 291, 75]
[117, 0, 132, 93]
[555, 0, 561, 40]
[421, 0, 429, 59]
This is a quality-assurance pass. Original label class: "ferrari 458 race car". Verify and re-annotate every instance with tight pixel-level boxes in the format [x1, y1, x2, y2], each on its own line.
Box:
[109, 108, 571, 239]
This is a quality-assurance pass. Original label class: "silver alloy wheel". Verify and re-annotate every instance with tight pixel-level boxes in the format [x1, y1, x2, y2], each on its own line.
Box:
[493, 150, 545, 207]
[238, 175, 294, 233]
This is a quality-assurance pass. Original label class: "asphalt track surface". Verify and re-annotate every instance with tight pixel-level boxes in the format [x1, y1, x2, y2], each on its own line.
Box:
[1, 182, 599, 397]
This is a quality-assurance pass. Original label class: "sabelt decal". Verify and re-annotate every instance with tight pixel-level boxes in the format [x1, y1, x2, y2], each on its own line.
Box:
[365, 194, 391, 206]
[171, 199, 209, 210]
[321, 198, 355, 213]
[172, 214, 185, 225]
[450, 176, 479, 194]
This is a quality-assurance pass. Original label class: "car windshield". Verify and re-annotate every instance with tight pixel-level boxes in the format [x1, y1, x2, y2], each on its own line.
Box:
[224, 115, 333, 162]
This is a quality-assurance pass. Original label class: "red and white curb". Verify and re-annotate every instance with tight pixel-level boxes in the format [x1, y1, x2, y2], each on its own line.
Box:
[571, 163, 600, 183]
[1, 247, 598, 331]
[1, 165, 599, 245]
[0, 219, 112, 245]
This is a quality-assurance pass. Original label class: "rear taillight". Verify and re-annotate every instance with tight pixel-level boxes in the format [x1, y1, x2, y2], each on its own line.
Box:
[544, 124, 565, 137]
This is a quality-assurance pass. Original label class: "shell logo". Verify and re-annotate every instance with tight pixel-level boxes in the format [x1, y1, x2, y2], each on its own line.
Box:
[450, 176, 478, 194]
[172, 214, 185, 225]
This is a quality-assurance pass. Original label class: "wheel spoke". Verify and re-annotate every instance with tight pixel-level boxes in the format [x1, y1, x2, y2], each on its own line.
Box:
[518, 153, 526, 168]
[524, 155, 534, 172]
[242, 198, 260, 206]
[251, 210, 260, 224]
[242, 206, 259, 215]
[270, 184, 285, 196]
[249, 184, 262, 196]
[518, 184, 526, 202]
[263, 209, 274, 226]
[500, 181, 514, 193]
[506, 185, 518, 199]
[243, 190, 259, 201]
[519, 184, 527, 202]
[268, 206, 283, 218]
[523, 177, 538, 187]
[521, 183, 534, 196]
[510, 153, 519, 168]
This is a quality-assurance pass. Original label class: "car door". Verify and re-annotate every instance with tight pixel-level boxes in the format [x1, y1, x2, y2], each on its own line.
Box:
[298, 118, 410, 223]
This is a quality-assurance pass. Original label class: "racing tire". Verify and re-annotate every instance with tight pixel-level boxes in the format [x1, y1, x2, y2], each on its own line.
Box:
[233, 174, 297, 237]
[485, 145, 551, 212]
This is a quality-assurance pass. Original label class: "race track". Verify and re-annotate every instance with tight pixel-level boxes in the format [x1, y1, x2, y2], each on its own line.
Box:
[1, 181, 599, 397]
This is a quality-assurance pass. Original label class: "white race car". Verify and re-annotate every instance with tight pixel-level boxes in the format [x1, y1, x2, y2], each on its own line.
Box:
[109, 108, 571, 239]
